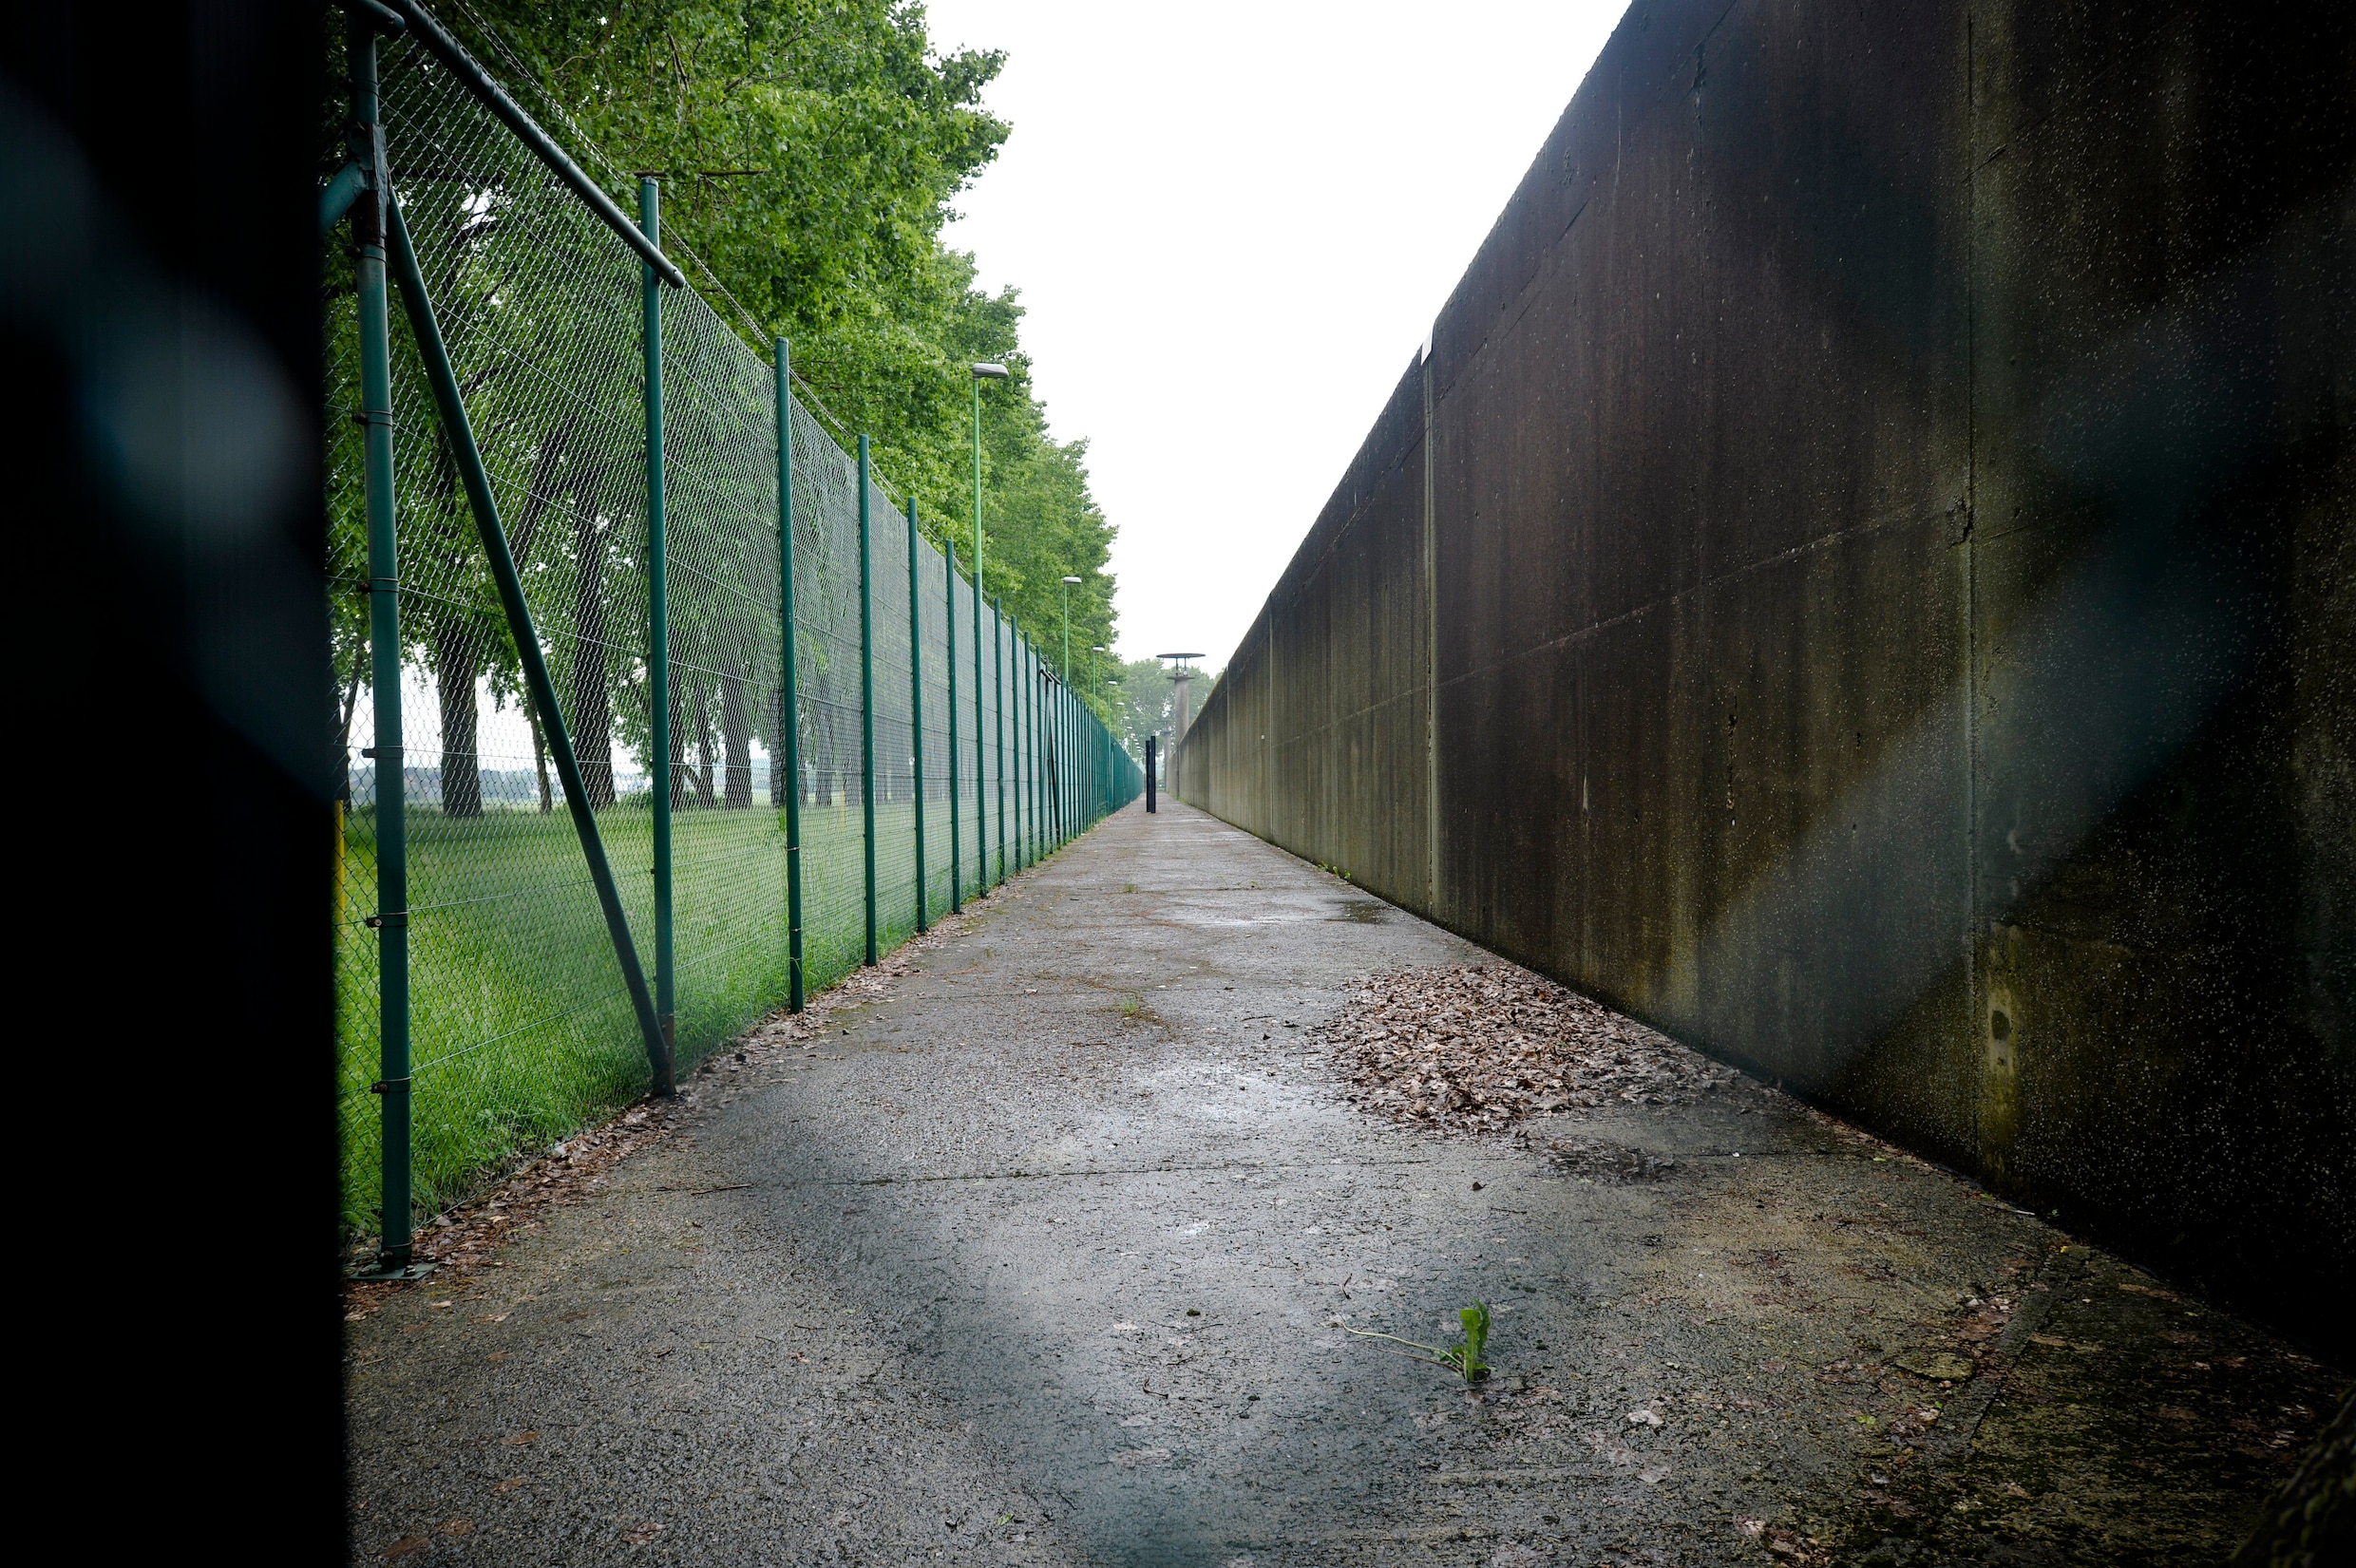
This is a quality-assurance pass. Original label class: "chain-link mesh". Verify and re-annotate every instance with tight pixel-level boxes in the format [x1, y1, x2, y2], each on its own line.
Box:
[328, 37, 1142, 1240]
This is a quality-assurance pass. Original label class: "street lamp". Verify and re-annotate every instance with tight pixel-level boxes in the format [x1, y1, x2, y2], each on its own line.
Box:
[1092, 645, 1108, 705]
[1059, 575, 1081, 683]
[1157, 652, 1205, 744]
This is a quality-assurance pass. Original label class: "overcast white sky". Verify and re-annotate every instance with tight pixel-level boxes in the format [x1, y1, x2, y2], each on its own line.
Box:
[923, 0, 1628, 670]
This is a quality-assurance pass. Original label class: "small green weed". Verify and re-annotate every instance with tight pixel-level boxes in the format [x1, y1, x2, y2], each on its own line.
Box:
[1345, 1300, 1492, 1384]
[1122, 882, 1138, 893]
[1117, 993, 1147, 1018]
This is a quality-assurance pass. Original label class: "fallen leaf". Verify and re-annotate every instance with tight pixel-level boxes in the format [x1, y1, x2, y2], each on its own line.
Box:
[495, 1477, 529, 1494]
[501, 1430, 539, 1446]
[441, 1520, 472, 1537]
[381, 1537, 429, 1560]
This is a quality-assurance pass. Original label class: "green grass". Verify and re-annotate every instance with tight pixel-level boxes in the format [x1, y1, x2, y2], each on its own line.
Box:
[336, 790, 1037, 1238]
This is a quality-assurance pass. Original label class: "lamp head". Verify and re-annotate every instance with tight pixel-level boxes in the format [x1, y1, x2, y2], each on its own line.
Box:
[971, 363, 1011, 380]
[1061, 576, 1082, 585]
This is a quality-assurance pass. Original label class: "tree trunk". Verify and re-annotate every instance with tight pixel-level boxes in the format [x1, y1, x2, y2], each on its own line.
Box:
[667, 680, 690, 810]
[814, 698, 834, 806]
[433, 618, 483, 818]
[509, 408, 579, 569]
[527, 701, 552, 813]
[723, 660, 751, 808]
[770, 688, 788, 807]
[570, 495, 616, 809]
[334, 636, 366, 803]
[693, 672, 718, 808]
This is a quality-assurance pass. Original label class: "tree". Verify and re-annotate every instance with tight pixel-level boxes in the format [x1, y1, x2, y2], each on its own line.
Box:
[439, 0, 1123, 672]
[329, 0, 1126, 817]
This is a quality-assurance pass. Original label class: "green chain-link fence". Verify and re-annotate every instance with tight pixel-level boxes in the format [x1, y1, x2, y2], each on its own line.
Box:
[326, 2, 1141, 1265]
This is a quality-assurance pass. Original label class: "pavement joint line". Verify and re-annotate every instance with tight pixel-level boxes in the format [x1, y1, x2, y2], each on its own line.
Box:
[1925, 1243, 2085, 1462]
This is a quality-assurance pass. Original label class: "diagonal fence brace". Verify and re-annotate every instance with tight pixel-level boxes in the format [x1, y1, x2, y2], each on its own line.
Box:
[384, 192, 675, 1095]
[320, 161, 367, 236]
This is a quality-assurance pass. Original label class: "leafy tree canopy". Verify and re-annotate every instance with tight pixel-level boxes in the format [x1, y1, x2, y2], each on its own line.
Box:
[437, 0, 1121, 717]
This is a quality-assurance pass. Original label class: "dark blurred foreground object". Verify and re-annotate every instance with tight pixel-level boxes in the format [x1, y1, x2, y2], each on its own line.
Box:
[2, 0, 333, 1554]
[2236, 1390, 2356, 1568]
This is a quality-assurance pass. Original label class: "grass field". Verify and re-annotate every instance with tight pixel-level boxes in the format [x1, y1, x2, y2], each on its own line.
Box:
[336, 790, 1031, 1237]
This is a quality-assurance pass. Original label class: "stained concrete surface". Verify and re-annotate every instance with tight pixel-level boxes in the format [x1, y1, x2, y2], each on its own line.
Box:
[346, 802, 2346, 1565]
[1168, 0, 2356, 1335]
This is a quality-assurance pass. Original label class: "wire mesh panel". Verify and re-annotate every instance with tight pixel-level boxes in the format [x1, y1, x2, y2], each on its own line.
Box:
[328, 29, 1144, 1244]
[334, 41, 656, 1232]
[986, 603, 1010, 886]
[658, 282, 785, 1060]
[916, 532, 956, 922]
[786, 399, 865, 994]
[867, 474, 920, 950]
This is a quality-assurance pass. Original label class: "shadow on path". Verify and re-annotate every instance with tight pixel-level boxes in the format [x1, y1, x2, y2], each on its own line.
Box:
[347, 801, 2346, 1566]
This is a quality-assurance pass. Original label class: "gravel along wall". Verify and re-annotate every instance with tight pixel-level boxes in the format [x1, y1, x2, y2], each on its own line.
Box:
[1170, 0, 2355, 1347]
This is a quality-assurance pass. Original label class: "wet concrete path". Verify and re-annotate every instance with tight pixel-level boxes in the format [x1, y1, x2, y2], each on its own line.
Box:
[347, 802, 2345, 1567]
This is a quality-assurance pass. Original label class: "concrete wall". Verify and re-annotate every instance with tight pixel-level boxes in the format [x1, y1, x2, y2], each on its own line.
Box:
[1172, 0, 2353, 1341]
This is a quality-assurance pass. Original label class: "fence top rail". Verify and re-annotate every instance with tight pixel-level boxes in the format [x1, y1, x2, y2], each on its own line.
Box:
[384, 0, 687, 288]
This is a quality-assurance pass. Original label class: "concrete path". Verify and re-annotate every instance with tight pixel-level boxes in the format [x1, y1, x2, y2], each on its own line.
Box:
[346, 801, 2344, 1567]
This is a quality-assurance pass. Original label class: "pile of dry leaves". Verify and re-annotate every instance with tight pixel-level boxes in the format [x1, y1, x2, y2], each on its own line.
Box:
[1320, 964, 1728, 1135]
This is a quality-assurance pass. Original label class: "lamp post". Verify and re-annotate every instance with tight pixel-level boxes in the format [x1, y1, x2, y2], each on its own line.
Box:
[1158, 652, 1205, 750]
[1059, 575, 1080, 683]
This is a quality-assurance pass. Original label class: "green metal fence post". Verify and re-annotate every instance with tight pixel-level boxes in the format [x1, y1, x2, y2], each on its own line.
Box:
[1034, 652, 1045, 855]
[1029, 641, 1040, 860]
[639, 178, 675, 1086]
[993, 596, 1007, 887]
[775, 340, 805, 1011]
[972, 506, 985, 897]
[383, 195, 670, 1104]
[946, 541, 961, 914]
[1034, 645, 1044, 852]
[1016, 640, 1029, 866]
[349, 15, 417, 1276]
[859, 437, 878, 965]
[906, 497, 927, 933]
[1009, 619, 1023, 872]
